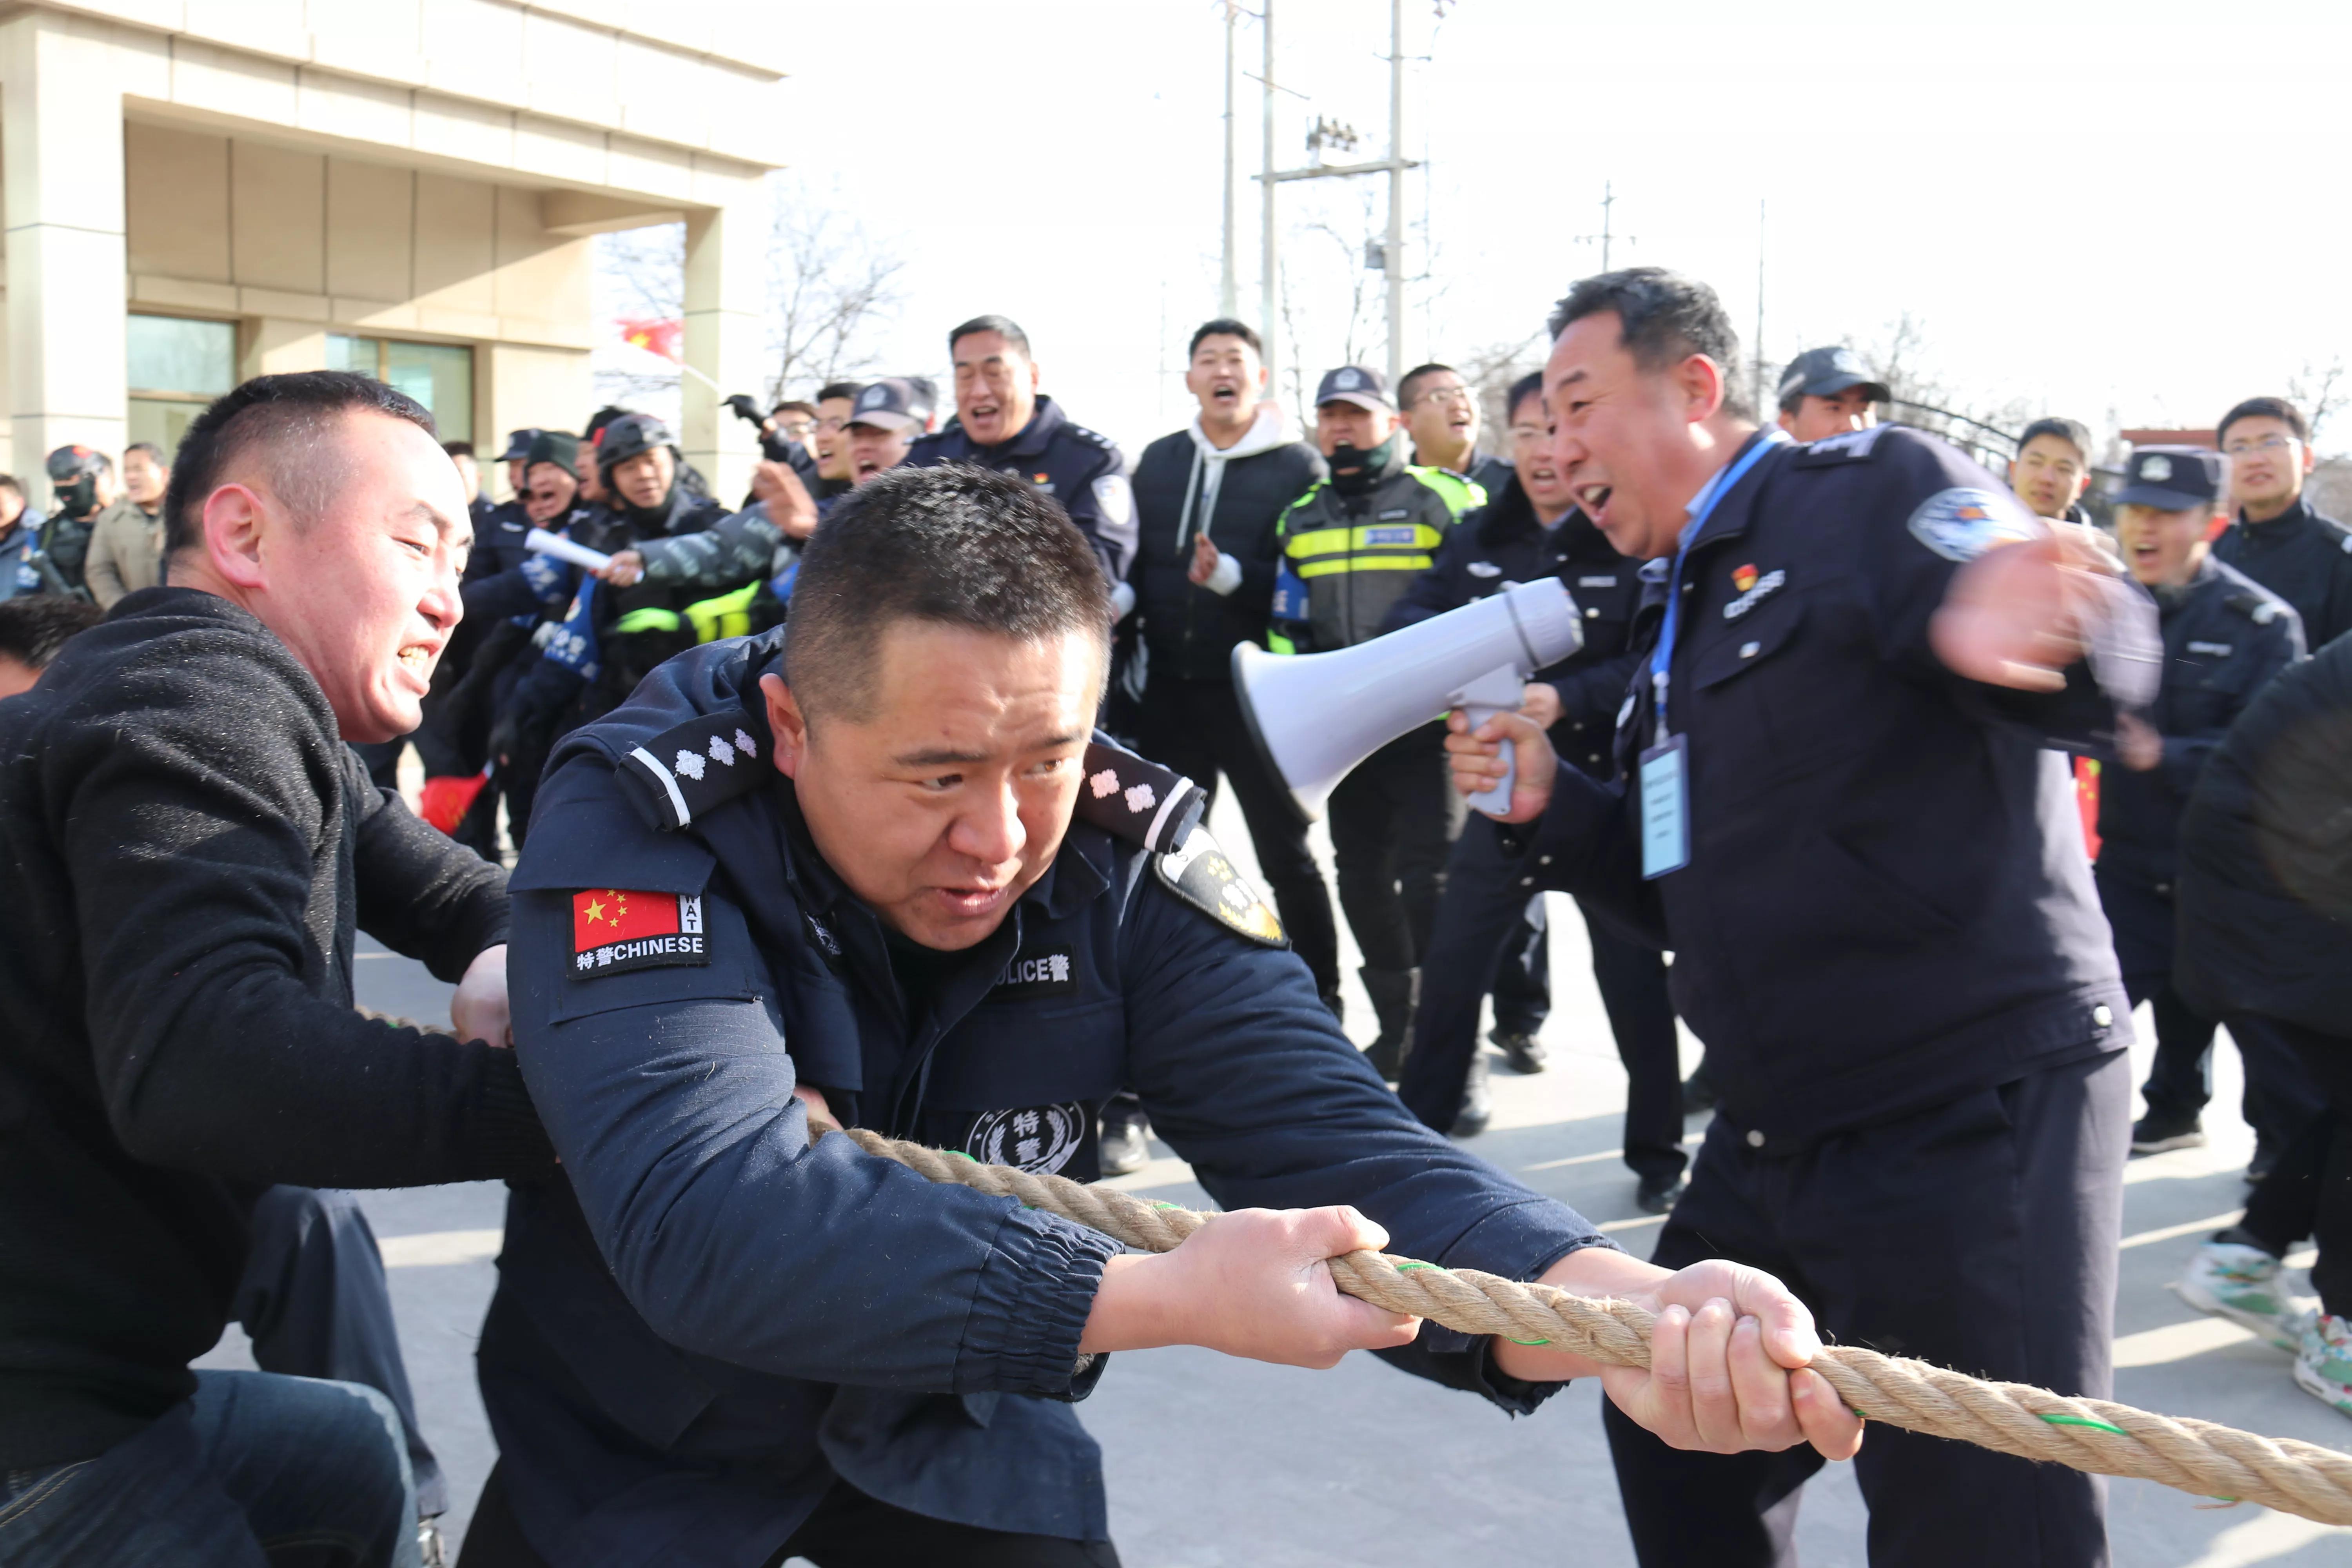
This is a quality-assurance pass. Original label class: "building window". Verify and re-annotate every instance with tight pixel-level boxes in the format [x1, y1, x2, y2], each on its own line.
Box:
[327, 336, 474, 445]
[127, 314, 236, 459]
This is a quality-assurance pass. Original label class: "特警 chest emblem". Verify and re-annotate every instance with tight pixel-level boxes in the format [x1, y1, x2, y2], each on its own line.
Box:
[967, 1102, 1087, 1175]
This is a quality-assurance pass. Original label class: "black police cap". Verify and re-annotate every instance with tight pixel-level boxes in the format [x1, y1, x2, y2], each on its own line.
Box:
[1776, 347, 1891, 408]
[2114, 445, 2225, 511]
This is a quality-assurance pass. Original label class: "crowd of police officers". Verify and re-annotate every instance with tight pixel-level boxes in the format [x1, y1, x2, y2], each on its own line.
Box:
[7, 273, 2352, 1567]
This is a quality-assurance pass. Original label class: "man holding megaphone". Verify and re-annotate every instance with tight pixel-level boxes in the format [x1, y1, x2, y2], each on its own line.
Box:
[1443, 269, 2158, 1566]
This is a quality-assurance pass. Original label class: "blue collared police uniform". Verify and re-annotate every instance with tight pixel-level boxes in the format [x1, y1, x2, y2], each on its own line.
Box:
[2100, 557, 2314, 1154]
[1510, 425, 2159, 1566]
[907, 397, 1135, 584]
[485, 631, 1612, 1566]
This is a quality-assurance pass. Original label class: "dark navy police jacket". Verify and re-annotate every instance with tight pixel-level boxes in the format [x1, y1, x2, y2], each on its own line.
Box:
[2094, 557, 2301, 891]
[907, 396, 1136, 584]
[1509, 426, 2158, 1151]
[1381, 477, 1644, 782]
[493, 631, 1610, 1565]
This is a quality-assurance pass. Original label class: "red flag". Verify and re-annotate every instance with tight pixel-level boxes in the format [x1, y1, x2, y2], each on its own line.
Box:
[617, 316, 682, 362]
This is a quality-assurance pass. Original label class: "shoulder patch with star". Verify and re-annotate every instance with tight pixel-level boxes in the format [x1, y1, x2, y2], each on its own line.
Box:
[1906, 486, 2042, 563]
[570, 888, 708, 977]
[1155, 826, 1287, 947]
[615, 711, 767, 831]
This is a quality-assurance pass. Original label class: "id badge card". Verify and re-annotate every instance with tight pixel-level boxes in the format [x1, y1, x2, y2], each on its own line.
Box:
[1639, 734, 1690, 880]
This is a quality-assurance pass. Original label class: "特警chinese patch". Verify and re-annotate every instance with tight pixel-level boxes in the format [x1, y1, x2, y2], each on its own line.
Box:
[571, 888, 708, 976]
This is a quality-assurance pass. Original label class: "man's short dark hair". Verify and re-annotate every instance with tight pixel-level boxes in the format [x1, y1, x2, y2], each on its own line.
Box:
[1397, 363, 1459, 412]
[773, 400, 819, 421]
[2016, 417, 2093, 465]
[2218, 396, 2309, 447]
[162, 372, 437, 557]
[815, 381, 864, 406]
[1548, 268, 1754, 421]
[1188, 318, 1263, 359]
[0, 594, 104, 672]
[124, 441, 167, 465]
[785, 465, 1109, 721]
[0, 475, 27, 502]
[1505, 370, 1546, 424]
[441, 440, 475, 460]
[947, 314, 1032, 359]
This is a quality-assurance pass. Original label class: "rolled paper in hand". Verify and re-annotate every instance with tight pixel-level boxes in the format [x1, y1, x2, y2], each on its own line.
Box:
[525, 528, 613, 573]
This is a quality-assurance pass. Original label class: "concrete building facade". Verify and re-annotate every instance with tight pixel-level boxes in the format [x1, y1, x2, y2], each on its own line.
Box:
[0, 0, 783, 501]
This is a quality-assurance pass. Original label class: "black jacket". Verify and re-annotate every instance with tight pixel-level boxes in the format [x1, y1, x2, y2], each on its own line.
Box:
[1382, 478, 1642, 780]
[908, 397, 1134, 583]
[1129, 424, 1323, 681]
[2175, 631, 2352, 1034]
[2094, 558, 2302, 887]
[2212, 495, 2352, 652]
[1511, 426, 2155, 1148]
[0, 589, 552, 1470]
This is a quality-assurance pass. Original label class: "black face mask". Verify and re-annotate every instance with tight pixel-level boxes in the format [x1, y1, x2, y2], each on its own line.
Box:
[53, 477, 98, 521]
[1327, 433, 1400, 496]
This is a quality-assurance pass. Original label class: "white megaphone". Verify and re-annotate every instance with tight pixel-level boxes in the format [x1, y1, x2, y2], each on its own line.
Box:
[1233, 577, 1584, 821]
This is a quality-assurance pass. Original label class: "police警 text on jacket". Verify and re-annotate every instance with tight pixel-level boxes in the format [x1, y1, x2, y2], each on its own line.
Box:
[1508, 425, 2159, 1150]
[1129, 406, 1324, 682]
[485, 631, 1613, 1564]
[907, 396, 1136, 584]
[1379, 476, 1642, 780]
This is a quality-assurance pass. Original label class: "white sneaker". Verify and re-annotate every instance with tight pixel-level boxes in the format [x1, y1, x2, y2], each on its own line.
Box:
[2293, 1313, 2352, 1419]
[2171, 1241, 2299, 1351]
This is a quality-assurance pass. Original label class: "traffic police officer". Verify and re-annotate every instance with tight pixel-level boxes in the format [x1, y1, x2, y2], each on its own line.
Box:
[1389, 373, 1682, 1215]
[1272, 364, 1485, 1077]
[907, 314, 1136, 597]
[2212, 395, 2352, 650]
[1450, 268, 2160, 1566]
[473, 464, 1861, 1566]
[2096, 447, 2310, 1161]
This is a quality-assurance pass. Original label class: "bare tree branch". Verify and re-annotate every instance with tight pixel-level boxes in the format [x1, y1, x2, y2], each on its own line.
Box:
[2288, 355, 2347, 452]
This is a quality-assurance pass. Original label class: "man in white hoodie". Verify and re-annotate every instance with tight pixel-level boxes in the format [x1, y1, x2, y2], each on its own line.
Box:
[1126, 319, 1337, 1027]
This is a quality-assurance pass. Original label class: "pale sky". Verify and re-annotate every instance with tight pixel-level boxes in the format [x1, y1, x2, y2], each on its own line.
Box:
[613, 0, 2352, 460]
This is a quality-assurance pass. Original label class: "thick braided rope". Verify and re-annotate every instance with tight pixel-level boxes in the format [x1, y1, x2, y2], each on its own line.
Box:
[833, 1126, 2352, 1527]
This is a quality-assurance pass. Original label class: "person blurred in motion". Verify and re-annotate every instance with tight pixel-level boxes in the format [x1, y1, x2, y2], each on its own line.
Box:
[908, 314, 1136, 597]
[0, 592, 103, 697]
[1401, 361, 1513, 495]
[1273, 365, 1484, 1080]
[0, 370, 554, 1567]
[1392, 373, 1684, 1205]
[2171, 632, 2352, 1417]
[2092, 448, 2310, 1168]
[445, 439, 492, 528]
[1450, 267, 2158, 1564]
[2214, 396, 2352, 650]
[1772, 346, 1887, 444]
[1127, 318, 1338, 1016]
[83, 441, 172, 608]
[2009, 417, 2096, 524]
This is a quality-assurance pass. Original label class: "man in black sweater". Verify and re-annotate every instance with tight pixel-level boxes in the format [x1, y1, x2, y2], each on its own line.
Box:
[0, 372, 555, 1566]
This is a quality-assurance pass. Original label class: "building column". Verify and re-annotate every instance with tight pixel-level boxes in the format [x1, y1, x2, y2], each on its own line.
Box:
[0, 12, 127, 470]
[680, 194, 763, 507]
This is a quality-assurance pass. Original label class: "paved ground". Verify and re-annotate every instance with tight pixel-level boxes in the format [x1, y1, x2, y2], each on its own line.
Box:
[199, 793, 2352, 1564]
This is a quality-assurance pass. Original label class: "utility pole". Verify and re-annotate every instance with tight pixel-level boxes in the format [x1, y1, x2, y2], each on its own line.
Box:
[1752, 199, 1767, 419]
[1575, 181, 1632, 272]
[1383, 0, 1405, 386]
[1260, 0, 1278, 400]
[1220, 2, 1238, 319]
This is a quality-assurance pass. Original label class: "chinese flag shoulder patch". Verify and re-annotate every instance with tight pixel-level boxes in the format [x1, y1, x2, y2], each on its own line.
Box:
[570, 888, 708, 977]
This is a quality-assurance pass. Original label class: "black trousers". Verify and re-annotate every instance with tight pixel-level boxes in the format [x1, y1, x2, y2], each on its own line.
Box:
[2098, 867, 2321, 1150]
[233, 1186, 444, 1518]
[1399, 817, 1684, 1182]
[1131, 674, 1339, 998]
[458, 1465, 1121, 1568]
[1605, 1050, 2129, 1567]
[2234, 1018, 2352, 1318]
[1323, 722, 1461, 974]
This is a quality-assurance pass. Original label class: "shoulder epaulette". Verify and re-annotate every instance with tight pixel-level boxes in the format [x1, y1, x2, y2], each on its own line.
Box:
[1063, 422, 1118, 452]
[1073, 740, 1205, 853]
[616, 711, 768, 831]
[1793, 425, 1893, 466]
[1154, 826, 1287, 947]
[2224, 591, 2289, 627]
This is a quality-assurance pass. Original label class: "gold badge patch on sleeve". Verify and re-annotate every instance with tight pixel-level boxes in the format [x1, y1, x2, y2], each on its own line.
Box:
[1154, 828, 1287, 947]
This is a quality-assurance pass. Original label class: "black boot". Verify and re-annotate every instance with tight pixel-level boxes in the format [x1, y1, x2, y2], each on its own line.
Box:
[1360, 966, 1417, 1083]
[1452, 1052, 1493, 1138]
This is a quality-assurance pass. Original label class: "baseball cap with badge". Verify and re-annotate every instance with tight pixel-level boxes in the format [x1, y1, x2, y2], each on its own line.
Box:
[1775, 346, 1892, 409]
[2114, 444, 2226, 511]
[1314, 365, 1394, 413]
[498, 428, 542, 464]
[847, 377, 935, 434]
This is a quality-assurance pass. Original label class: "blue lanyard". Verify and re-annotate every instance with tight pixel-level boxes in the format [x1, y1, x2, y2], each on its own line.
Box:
[1649, 432, 1789, 741]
